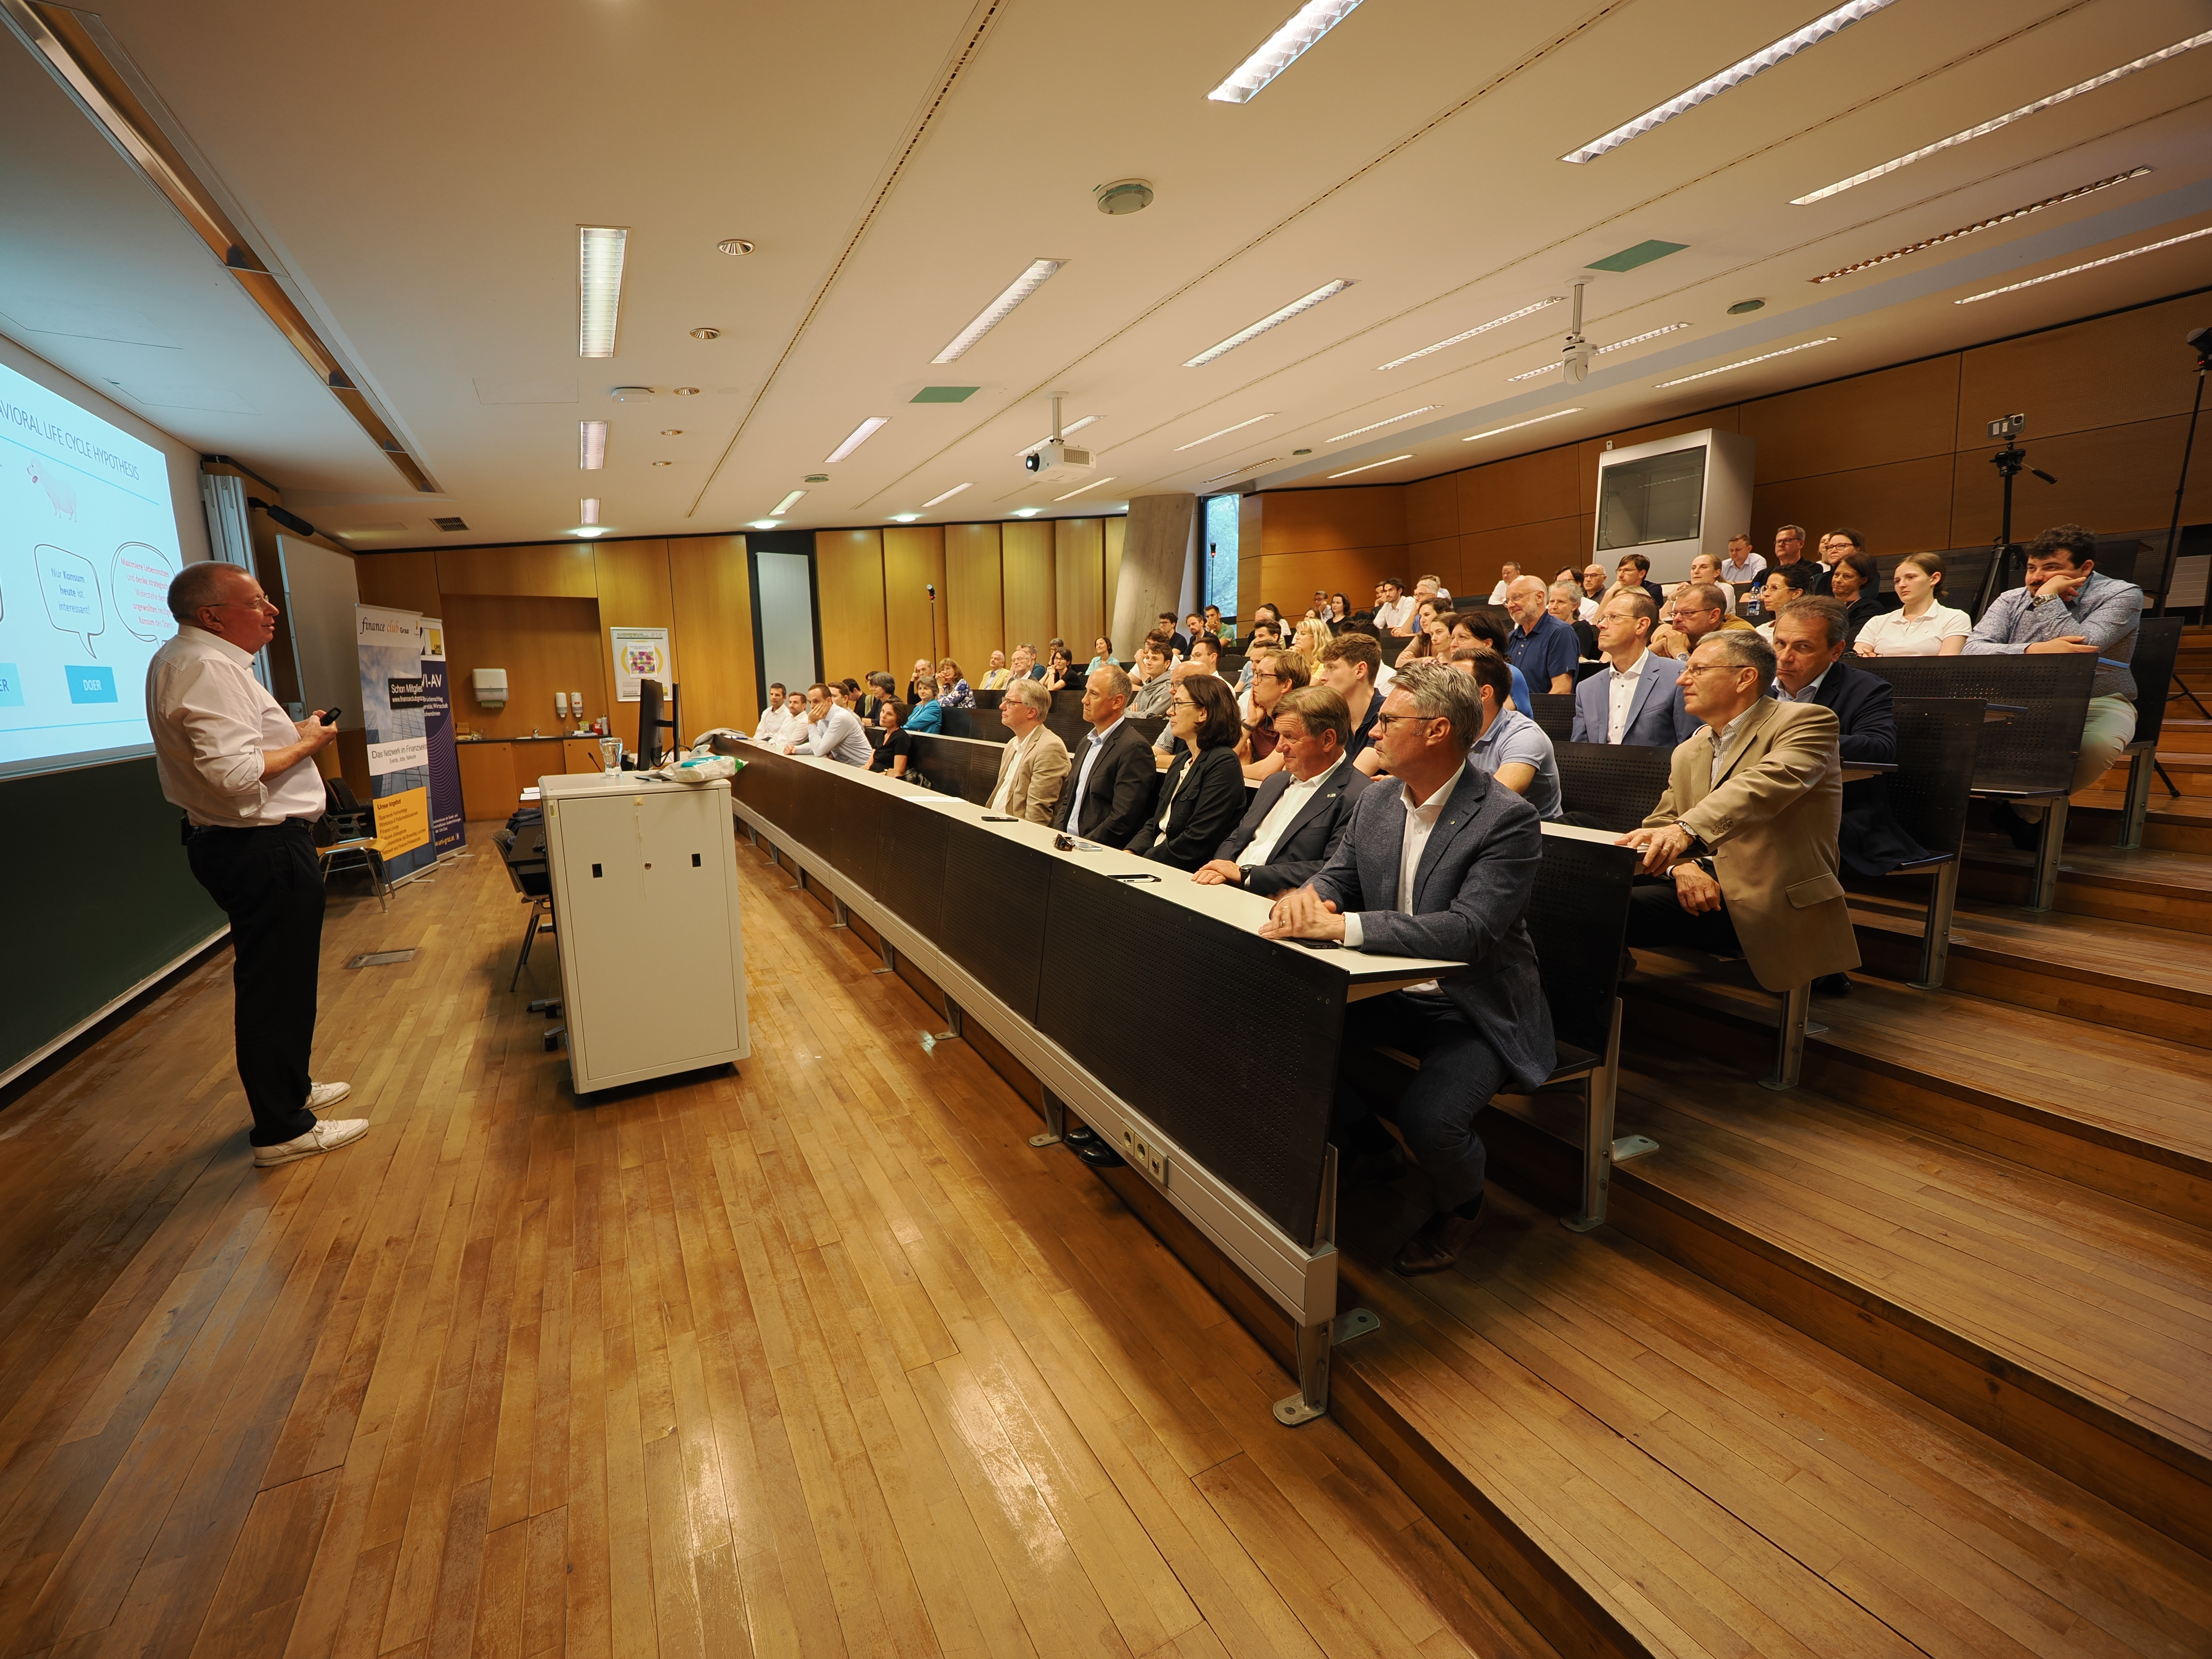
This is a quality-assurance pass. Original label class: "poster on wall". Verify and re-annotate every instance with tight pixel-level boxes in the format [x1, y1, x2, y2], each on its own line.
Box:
[418, 616, 465, 856]
[608, 626, 671, 702]
[355, 603, 437, 882]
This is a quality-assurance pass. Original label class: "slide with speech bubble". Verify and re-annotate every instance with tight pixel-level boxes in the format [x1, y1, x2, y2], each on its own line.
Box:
[1, 359, 184, 777]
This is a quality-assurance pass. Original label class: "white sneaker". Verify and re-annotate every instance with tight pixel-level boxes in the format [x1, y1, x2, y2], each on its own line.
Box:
[255, 1118, 370, 1167]
[307, 1080, 352, 1111]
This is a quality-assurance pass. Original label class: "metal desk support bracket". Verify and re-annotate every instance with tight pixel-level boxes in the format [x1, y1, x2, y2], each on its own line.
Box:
[1563, 999, 1625, 1233]
[830, 897, 850, 930]
[2029, 800, 2067, 912]
[1030, 1090, 1067, 1148]
[873, 940, 896, 975]
[920, 1000, 963, 1052]
[1275, 1148, 1381, 1426]
[1762, 981, 1811, 1090]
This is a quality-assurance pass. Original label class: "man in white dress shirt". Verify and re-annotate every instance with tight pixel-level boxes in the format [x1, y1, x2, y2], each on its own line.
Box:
[781, 683, 873, 765]
[146, 562, 369, 1167]
[1372, 579, 1418, 636]
[753, 682, 790, 742]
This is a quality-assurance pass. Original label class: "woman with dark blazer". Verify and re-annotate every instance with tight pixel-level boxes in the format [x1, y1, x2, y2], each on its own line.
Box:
[1127, 675, 1246, 870]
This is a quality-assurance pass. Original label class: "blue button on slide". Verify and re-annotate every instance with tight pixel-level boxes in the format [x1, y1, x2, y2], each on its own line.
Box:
[65, 665, 118, 704]
[0, 665, 22, 708]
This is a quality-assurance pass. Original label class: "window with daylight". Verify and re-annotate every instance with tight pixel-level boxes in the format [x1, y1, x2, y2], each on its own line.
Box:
[1202, 495, 1240, 620]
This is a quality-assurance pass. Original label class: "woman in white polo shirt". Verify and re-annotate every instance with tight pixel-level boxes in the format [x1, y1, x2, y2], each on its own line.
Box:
[1854, 551, 1970, 656]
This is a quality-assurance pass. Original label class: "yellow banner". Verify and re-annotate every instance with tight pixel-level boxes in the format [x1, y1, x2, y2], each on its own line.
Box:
[374, 786, 430, 858]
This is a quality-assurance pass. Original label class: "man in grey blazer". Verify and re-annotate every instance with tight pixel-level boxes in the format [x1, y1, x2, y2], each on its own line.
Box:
[1261, 661, 1554, 1275]
[1192, 687, 1369, 896]
[1571, 590, 1695, 746]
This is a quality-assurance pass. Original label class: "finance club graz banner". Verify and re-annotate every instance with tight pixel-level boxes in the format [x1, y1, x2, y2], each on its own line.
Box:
[417, 616, 464, 856]
[354, 604, 435, 881]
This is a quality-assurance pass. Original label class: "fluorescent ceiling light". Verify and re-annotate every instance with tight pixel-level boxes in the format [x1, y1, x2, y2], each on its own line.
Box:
[1328, 454, 1413, 479]
[1203, 459, 1280, 485]
[1793, 30, 2212, 204]
[771, 489, 806, 514]
[1014, 414, 1097, 456]
[1955, 225, 2212, 306]
[1172, 413, 1276, 451]
[890, 513, 922, 523]
[580, 497, 600, 525]
[1564, 0, 1897, 164]
[1209, 0, 1365, 103]
[1184, 280, 1353, 367]
[573, 527, 605, 538]
[1012, 507, 1042, 517]
[1655, 338, 1837, 387]
[577, 227, 628, 358]
[579, 420, 607, 469]
[825, 417, 888, 463]
[921, 482, 972, 509]
[749, 519, 781, 530]
[1329, 406, 1437, 442]
[1461, 408, 1583, 443]
[1377, 299, 1562, 370]
[932, 259, 1064, 363]
[1054, 475, 1118, 502]
[1811, 169, 2153, 282]
[1505, 322, 1692, 381]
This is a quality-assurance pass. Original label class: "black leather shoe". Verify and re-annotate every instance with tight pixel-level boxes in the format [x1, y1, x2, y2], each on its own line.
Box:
[1072, 1136, 1126, 1169]
[1988, 801, 2042, 852]
[1813, 972, 1851, 996]
[1392, 1199, 1483, 1276]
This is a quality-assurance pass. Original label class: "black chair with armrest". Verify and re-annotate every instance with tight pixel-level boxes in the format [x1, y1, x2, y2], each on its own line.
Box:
[491, 813, 553, 991]
[1553, 741, 1675, 833]
[1529, 693, 1576, 743]
[1872, 697, 1985, 989]
[316, 778, 390, 913]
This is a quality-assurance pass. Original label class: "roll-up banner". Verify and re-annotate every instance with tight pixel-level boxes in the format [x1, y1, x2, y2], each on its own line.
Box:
[417, 616, 465, 856]
[354, 604, 434, 879]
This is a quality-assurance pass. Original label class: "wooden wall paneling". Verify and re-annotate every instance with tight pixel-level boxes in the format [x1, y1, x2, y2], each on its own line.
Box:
[455, 740, 516, 820]
[353, 550, 441, 614]
[815, 530, 888, 686]
[1751, 456, 1958, 560]
[1949, 415, 2212, 550]
[1054, 517, 1105, 653]
[591, 540, 674, 730]
[1103, 516, 1126, 637]
[1576, 408, 1742, 509]
[440, 594, 603, 740]
[943, 523, 1004, 678]
[1459, 446, 1580, 535]
[1239, 559, 1267, 625]
[1408, 536, 1466, 602]
[667, 535, 757, 736]
[1460, 519, 1589, 594]
[1254, 485, 1404, 555]
[1741, 358, 1959, 481]
[1956, 293, 2208, 447]
[1001, 520, 1056, 655]
[1256, 547, 1412, 614]
[884, 525, 950, 680]
[1404, 473, 1459, 545]
[437, 543, 598, 598]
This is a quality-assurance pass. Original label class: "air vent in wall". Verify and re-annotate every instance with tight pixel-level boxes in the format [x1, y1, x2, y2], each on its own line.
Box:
[432, 516, 469, 531]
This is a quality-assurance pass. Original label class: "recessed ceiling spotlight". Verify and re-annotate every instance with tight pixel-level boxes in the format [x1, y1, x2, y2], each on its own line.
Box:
[672, 386, 700, 396]
[1376, 297, 1562, 370]
[659, 428, 683, 436]
[1329, 406, 1437, 442]
[1094, 179, 1155, 214]
[1727, 298, 1766, 314]
[1185, 280, 1354, 367]
[573, 526, 606, 538]
[718, 238, 755, 256]
[1655, 338, 1837, 387]
[690, 326, 722, 340]
[1012, 507, 1042, 517]
[1563, 0, 1899, 164]
[921, 482, 972, 509]
[1812, 168, 2154, 283]
[1795, 32, 2209, 204]
[825, 416, 888, 463]
[579, 420, 607, 469]
[1172, 413, 1275, 451]
[652, 460, 674, 467]
[933, 259, 1065, 363]
[771, 489, 806, 515]
[1506, 322, 1692, 381]
[1956, 224, 2212, 306]
[1015, 414, 1099, 457]
[749, 519, 780, 529]
[1460, 408, 1583, 444]
[1209, 0, 1366, 103]
[890, 513, 923, 523]
[580, 497, 601, 524]
[1054, 475, 1118, 501]
[578, 225, 628, 358]
[1328, 453, 1412, 479]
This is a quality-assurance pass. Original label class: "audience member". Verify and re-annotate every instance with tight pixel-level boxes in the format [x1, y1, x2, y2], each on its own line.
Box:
[1154, 637, 1230, 757]
[1580, 563, 1609, 606]
[1291, 616, 1333, 669]
[1855, 551, 1968, 656]
[903, 689, 945, 733]
[1574, 590, 1695, 746]
[983, 680, 1070, 823]
[1238, 648, 1309, 780]
[1461, 648, 1563, 818]
[1754, 563, 1817, 636]
[867, 701, 914, 778]
[1316, 632, 1386, 760]
[1685, 552, 1738, 611]
[1205, 603, 1234, 645]
[1771, 523, 1828, 590]
[1968, 523, 2142, 847]
[934, 658, 975, 708]
[978, 650, 1014, 691]
[1261, 658, 1554, 1275]
[754, 681, 791, 742]
[1327, 592, 1352, 625]
[1007, 643, 1041, 683]
[1196, 686, 1369, 894]
[1449, 609, 1532, 713]
[1087, 636, 1115, 674]
[1824, 543, 1893, 644]
[1374, 577, 1418, 636]
[1053, 664, 1155, 845]
[1651, 581, 1754, 657]
[907, 658, 936, 705]
[781, 682, 873, 766]
[1042, 645, 1078, 694]
[1614, 553, 1666, 608]
[1616, 633, 1859, 994]
[1549, 582, 1600, 660]
[1486, 562, 1521, 605]
[1237, 620, 1284, 691]
[1153, 612, 1187, 655]
[1128, 639, 1174, 718]
[1504, 576, 1578, 694]
[1127, 676, 1245, 868]
[1720, 533, 1766, 584]
[1393, 598, 1445, 666]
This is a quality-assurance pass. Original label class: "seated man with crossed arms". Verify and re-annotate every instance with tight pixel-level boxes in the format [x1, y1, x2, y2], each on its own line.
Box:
[1260, 661, 1555, 1277]
[1193, 686, 1370, 895]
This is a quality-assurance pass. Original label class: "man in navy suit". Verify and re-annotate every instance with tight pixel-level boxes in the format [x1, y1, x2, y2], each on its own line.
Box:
[1051, 664, 1158, 847]
[1261, 661, 1554, 1276]
[1572, 590, 1696, 747]
[1193, 687, 1369, 896]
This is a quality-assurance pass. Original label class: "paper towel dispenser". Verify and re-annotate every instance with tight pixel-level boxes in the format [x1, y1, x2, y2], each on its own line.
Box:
[472, 667, 509, 710]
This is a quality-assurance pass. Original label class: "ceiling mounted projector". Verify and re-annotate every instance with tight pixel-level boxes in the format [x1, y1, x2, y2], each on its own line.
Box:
[1022, 394, 1094, 480]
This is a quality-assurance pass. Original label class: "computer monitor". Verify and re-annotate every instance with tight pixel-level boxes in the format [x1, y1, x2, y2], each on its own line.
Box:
[636, 678, 677, 766]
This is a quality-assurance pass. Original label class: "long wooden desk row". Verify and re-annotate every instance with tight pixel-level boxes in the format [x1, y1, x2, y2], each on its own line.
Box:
[727, 744, 1640, 1424]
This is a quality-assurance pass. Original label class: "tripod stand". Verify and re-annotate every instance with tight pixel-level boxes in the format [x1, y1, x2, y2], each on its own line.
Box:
[2154, 330, 2209, 730]
[1970, 431, 2057, 619]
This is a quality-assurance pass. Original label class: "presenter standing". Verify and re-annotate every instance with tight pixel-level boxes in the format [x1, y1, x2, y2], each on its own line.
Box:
[147, 563, 369, 1167]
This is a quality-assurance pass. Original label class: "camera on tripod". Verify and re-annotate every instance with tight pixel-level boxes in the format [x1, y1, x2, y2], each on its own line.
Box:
[1987, 412, 2026, 442]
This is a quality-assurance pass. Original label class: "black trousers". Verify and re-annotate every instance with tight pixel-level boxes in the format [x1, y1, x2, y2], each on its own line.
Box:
[187, 819, 324, 1146]
[1624, 879, 1743, 955]
[1333, 992, 1506, 1214]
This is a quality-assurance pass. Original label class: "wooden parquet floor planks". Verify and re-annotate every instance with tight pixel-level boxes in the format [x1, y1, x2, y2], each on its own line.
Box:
[0, 830, 1550, 1659]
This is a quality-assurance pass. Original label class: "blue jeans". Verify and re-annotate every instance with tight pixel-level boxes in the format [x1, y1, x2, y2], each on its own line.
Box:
[1333, 992, 1505, 1212]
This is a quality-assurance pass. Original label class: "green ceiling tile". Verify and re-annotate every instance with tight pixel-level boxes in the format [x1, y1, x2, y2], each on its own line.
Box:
[911, 386, 980, 403]
[1586, 239, 1688, 273]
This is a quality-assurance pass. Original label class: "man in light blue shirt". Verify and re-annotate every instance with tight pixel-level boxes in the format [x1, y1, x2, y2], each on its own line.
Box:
[1458, 648, 1561, 820]
[780, 682, 873, 765]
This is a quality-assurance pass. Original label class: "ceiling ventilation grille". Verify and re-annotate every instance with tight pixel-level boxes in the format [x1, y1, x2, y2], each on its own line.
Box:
[431, 516, 469, 532]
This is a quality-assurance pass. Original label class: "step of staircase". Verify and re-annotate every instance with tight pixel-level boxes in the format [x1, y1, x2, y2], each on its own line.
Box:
[1958, 833, 2212, 933]
[2065, 788, 2212, 852]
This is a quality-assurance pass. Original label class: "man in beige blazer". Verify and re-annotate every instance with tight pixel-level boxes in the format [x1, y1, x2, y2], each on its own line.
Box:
[988, 679, 1071, 824]
[1616, 631, 1858, 992]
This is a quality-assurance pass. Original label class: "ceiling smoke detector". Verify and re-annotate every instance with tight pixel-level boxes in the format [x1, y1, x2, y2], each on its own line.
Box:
[717, 238, 755, 256]
[690, 326, 722, 340]
[672, 386, 701, 396]
[1094, 179, 1155, 215]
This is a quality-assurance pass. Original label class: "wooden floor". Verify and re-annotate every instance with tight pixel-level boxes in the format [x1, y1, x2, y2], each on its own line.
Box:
[0, 827, 1548, 1659]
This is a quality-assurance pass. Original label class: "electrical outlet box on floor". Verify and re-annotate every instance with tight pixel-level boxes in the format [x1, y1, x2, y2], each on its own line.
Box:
[1121, 1127, 1168, 1186]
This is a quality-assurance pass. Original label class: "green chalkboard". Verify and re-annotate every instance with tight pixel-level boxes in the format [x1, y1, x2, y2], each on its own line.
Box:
[0, 757, 228, 1077]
